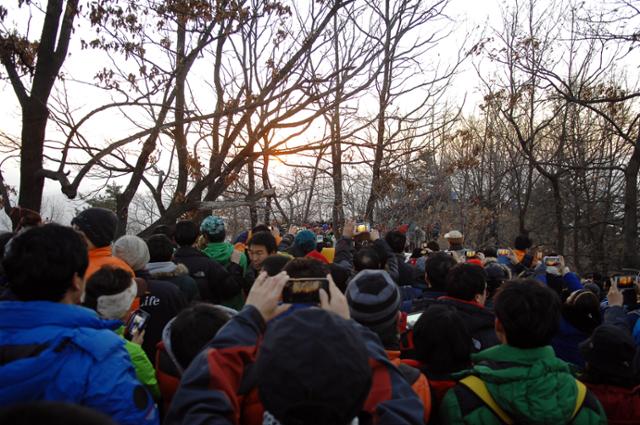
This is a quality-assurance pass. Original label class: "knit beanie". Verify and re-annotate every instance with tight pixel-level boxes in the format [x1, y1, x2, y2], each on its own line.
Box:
[71, 207, 118, 248]
[346, 269, 400, 332]
[200, 215, 225, 238]
[294, 230, 317, 254]
[256, 309, 372, 425]
[580, 324, 640, 383]
[113, 235, 150, 271]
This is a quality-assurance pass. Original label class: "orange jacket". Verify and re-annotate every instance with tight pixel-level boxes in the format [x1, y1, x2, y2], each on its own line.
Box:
[387, 350, 432, 423]
[86, 246, 134, 279]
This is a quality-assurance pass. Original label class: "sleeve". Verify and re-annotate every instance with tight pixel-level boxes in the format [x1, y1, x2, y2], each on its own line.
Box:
[84, 346, 159, 425]
[375, 239, 399, 284]
[334, 237, 355, 270]
[439, 387, 466, 425]
[356, 324, 425, 425]
[128, 342, 161, 400]
[278, 234, 294, 252]
[603, 305, 636, 333]
[571, 389, 608, 425]
[563, 272, 583, 293]
[164, 306, 265, 425]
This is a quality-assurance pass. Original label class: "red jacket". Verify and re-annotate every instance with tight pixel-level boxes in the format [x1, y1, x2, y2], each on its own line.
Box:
[584, 382, 640, 424]
[164, 306, 425, 425]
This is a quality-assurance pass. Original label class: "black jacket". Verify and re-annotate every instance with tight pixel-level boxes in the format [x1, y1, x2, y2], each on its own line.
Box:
[436, 296, 500, 352]
[173, 246, 242, 303]
[135, 270, 189, 361]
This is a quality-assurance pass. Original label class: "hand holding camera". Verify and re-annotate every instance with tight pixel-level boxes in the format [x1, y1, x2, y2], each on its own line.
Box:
[246, 271, 291, 322]
[319, 274, 350, 320]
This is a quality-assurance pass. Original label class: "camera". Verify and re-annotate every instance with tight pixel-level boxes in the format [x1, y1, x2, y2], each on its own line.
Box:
[497, 248, 510, 256]
[614, 275, 638, 289]
[282, 278, 330, 304]
[355, 222, 371, 235]
[543, 256, 562, 267]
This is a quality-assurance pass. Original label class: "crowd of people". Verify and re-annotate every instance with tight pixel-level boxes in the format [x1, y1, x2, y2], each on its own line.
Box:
[0, 207, 639, 424]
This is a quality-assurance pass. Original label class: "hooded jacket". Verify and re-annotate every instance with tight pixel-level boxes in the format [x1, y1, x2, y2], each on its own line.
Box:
[201, 242, 248, 310]
[202, 242, 249, 274]
[164, 306, 425, 425]
[173, 245, 240, 303]
[146, 262, 199, 302]
[436, 296, 500, 351]
[86, 246, 135, 279]
[0, 301, 158, 425]
[440, 344, 607, 424]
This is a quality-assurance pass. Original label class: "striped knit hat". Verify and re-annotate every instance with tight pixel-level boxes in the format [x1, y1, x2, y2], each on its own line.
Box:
[346, 269, 400, 332]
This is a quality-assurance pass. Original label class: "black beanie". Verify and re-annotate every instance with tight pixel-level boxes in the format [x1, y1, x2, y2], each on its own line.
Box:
[255, 309, 372, 425]
[71, 208, 118, 248]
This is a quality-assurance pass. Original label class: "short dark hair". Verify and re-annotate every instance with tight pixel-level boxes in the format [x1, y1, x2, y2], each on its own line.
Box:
[248, 231, 277, 254]
[446, 263, 487, 301]
[426, 241, 440, 252]
[4, 224, 88, 302]
[175, 220, 199, 246]
[283, 258, 329, 279]
[425, 252, 457, 291]
[384, 231, 406, 254]
[252, 224, 270, 234]
[152, 224, 175, 240]
[514, 235, 532, 250]
[483, 247, 497, 258]
[83, 266, 132, 311]
[262, 255, 292, 276]
[146, 234, 174, 262]
[494, 279, 561, 348]
[171, 303, 231, 370]
[354, 247, 382, 272]
[413, 305, 472, 374]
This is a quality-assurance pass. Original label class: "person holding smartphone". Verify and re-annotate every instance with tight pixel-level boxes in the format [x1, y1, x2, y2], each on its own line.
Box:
[83, 266, 160, 400]
[0, 224, 158, 425]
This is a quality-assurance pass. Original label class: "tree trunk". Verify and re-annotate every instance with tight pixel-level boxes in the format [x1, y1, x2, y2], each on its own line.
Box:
[248, 155, 258, 227]
[364, 0, 392, 224]
[550, 177, 565, 254]
[18, 101, 49, 213]
[623, 138, 640, 268]
[330, 8, 344, 233]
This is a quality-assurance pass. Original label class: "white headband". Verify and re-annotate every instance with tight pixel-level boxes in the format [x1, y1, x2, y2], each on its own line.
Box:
[97, 280, 137, 320]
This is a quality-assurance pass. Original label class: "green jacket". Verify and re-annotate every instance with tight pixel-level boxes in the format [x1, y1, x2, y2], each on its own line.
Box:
[202, 242, 248, 274]
[115, 326, 161, 400]
[440, 344, 607, 424]
[201, 242, 247, 310]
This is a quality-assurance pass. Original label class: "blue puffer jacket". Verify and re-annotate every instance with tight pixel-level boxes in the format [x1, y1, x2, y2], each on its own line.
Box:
[0, 301, 159, 425]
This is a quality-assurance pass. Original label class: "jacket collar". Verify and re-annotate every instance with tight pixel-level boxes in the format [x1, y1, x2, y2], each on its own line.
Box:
[472, 343, 556, 365]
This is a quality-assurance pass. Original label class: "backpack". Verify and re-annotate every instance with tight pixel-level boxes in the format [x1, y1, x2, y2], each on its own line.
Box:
[459, 375, 587, 424]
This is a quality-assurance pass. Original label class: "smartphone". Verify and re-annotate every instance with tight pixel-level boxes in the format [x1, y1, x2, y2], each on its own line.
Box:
[355, 223, 371, 234]
[444, 250, 455, 256]
[465, 250, 476, 258]
[316, 235, 324, 243]
[125, 309, 151, 340]
[497, 249, 510, 256]
[536, 251, 543, 261]
[282, 278, 330, 304]
[614, 275, 638, 289]
[544, 256, 562, 267]
[406, 312, 423, 329]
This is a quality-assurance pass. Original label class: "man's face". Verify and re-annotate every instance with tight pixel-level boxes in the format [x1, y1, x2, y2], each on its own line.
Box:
[248, 244, 270, 269]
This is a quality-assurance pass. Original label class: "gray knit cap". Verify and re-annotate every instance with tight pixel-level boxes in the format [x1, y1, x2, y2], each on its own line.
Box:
[346, 269, 400, 332]
[113, 235, 150, 271]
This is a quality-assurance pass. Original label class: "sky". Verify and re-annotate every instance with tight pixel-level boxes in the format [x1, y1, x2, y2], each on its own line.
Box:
[0, 0, 529, 228]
